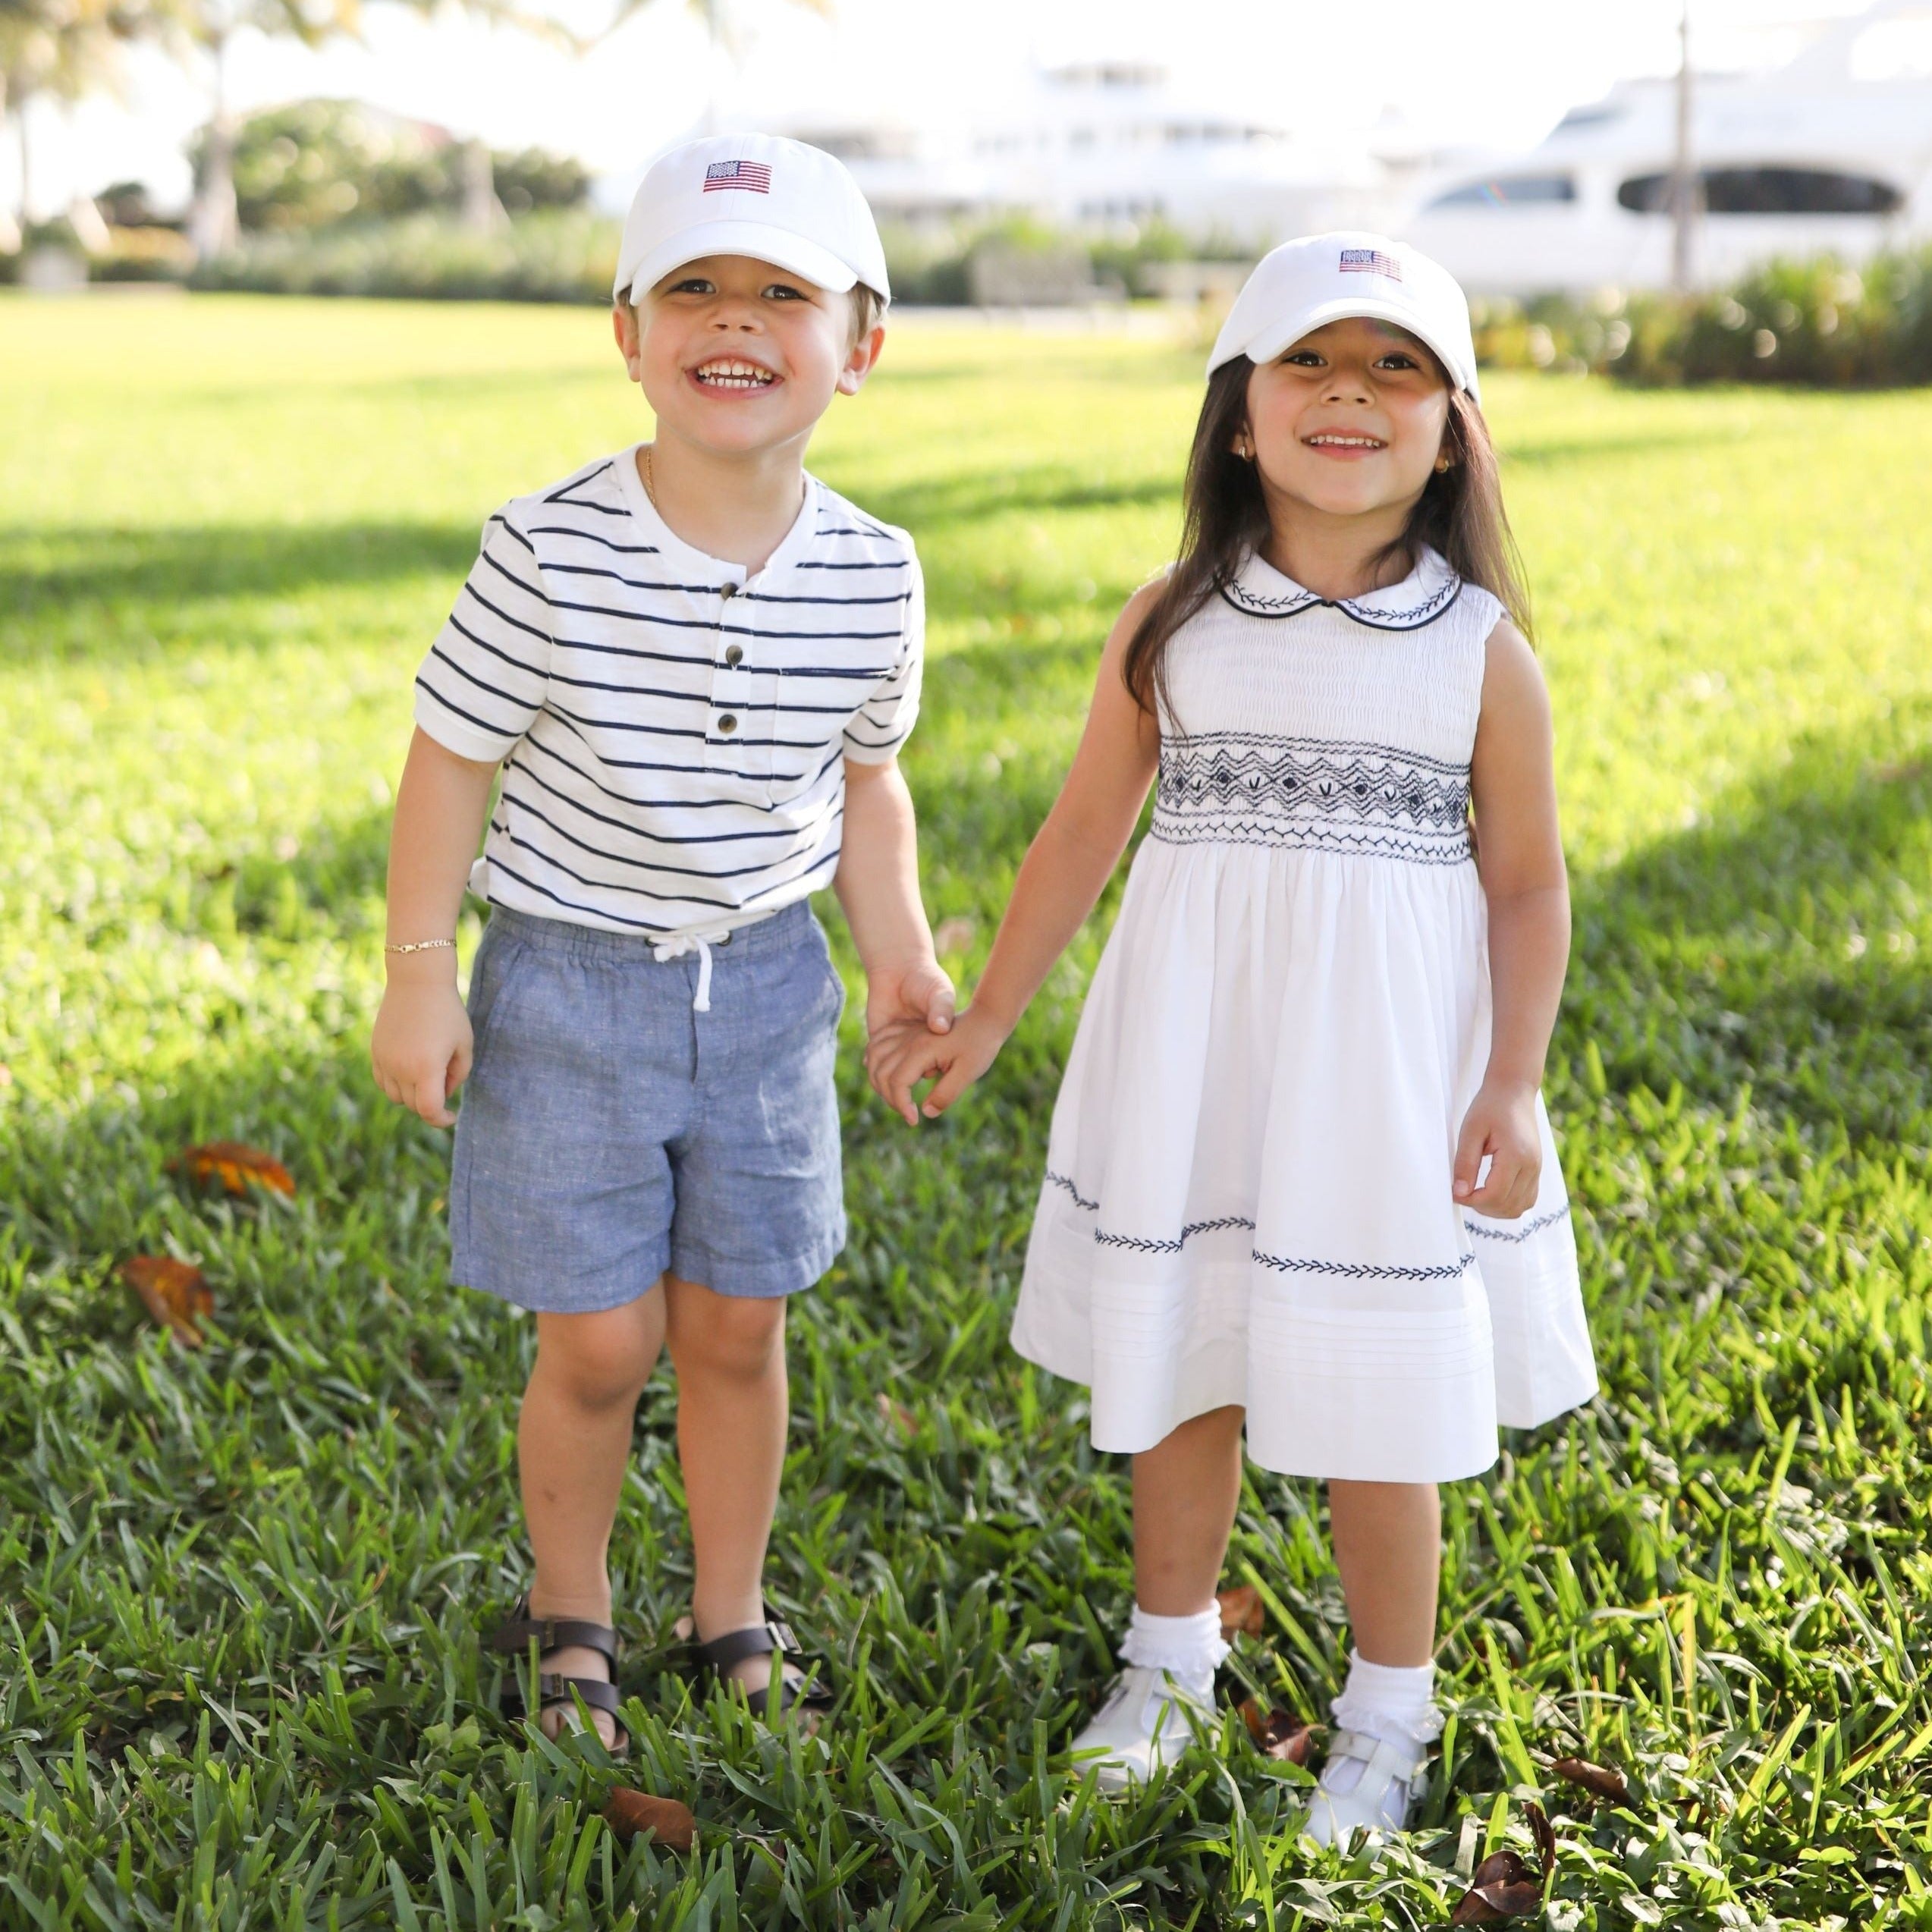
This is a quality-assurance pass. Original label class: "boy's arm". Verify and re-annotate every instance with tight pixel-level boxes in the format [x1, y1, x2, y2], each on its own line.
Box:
[1457, 618, 1571, 1217]
[834, 754, 954, 1041]
[370, 727, 501, 1127]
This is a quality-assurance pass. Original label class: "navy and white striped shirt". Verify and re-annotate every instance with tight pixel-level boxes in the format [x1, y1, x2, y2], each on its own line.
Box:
[414, 445, 923, 940]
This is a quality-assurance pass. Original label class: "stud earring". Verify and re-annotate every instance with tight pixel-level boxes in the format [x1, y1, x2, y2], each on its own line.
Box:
[1434, 454, 1453, 473]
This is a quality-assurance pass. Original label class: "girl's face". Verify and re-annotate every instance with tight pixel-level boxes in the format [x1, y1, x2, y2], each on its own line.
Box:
[614, 253, 881, 460]
[1241, 316, 1452, 523]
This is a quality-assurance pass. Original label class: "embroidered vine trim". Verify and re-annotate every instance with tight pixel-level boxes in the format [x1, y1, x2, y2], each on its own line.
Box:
[1149, 821, 1474, 863]
[1465, 1203, 1574, 1243]
[1095, 1216, 1257, 1255]
[1049, 1172, 1478, 1279]
[1217, 565, 1463, 631]
[1253, 1249, 1476, 1281]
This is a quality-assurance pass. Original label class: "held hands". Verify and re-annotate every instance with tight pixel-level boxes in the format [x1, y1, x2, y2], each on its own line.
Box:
[1452, 1077, 1543, 1219]
[867, 1004, 1010, 1126]
[370, 961, 473, 1128]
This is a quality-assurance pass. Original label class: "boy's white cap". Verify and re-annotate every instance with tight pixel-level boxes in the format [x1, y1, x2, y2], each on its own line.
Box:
[614, 133, 890, 307]
[1208, 231, 1480, 402]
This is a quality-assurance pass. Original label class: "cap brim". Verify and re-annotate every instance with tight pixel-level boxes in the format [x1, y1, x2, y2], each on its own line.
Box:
[1214, 296, 1479, 401]
[618, 221, 862, 304]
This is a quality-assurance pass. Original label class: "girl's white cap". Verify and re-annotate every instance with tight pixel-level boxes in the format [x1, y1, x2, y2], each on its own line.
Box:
[1209, 232, 1480, 402]
[614, 133, 891, 308]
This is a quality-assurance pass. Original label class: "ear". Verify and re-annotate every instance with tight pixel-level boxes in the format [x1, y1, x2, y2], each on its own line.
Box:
[613, 301, 643, 382]
[1230, 420, 1254, 461]
[837, 320, 887, 396]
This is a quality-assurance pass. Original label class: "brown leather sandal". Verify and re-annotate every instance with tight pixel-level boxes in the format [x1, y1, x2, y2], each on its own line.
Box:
[681, 1606, 833, 1723]
[487, 1594, 630, 1754]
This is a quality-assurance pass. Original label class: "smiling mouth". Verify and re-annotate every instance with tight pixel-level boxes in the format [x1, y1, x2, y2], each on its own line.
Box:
[692, 358, 778, 391]
[1303, 433, 1387, 450]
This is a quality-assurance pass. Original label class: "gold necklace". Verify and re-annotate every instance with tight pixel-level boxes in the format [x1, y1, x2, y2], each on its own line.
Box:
[642, 444, 658, 507]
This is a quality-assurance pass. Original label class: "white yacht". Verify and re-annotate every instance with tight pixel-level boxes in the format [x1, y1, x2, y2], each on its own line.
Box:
[1403, 2, 1932, 294]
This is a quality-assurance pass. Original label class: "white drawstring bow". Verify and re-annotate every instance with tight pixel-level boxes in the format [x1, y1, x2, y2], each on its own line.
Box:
[650, 928, 735, 1012]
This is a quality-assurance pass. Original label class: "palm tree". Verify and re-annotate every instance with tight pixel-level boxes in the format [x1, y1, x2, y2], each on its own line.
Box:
[136, 0, 360, 259]
[0, 0, 123, 252]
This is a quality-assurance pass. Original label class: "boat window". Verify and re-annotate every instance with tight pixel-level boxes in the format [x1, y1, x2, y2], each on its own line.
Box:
[1426, 175, 1577, 209]
[1617, 168, 1904, 215]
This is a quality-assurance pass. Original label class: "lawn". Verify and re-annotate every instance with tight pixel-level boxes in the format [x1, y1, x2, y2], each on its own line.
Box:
[3, 291, 1931, 1930]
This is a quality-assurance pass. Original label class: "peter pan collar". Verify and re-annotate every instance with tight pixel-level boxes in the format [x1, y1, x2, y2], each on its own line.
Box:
[1219, 544, 1462, 630]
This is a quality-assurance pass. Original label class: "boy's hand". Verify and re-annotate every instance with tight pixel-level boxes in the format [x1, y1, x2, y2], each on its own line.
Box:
[371, 965, 473, 1128]
[862, 953, 956, 1042]
[1452, 1077, 1542, 1219]
[868, 1005, 1009, 1126]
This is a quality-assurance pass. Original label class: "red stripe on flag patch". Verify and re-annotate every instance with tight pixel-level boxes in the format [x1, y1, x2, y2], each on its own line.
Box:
[703, 161, 772, 194]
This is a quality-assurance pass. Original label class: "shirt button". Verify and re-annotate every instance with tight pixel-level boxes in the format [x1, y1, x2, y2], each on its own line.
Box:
[724, 643, 744, 666]
[721, 583, 737, 599]
[718, 714, 739, 734]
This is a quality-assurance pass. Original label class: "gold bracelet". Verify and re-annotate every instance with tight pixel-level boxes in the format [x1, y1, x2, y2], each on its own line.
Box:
[385, 938, 456, 955]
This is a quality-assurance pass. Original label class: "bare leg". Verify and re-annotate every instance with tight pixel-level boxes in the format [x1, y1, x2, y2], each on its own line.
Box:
[1327, 1481, 1441, 1666]
[664, 1275, 792, 1692]
[518, 1290, 667, 1743]
[1132, 1405, 1247, 1616]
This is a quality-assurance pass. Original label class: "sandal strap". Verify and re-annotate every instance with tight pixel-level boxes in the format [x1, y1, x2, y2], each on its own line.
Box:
[502, 1673, 625, 1720]
[486, 1594, 618, 1668]
[1328, 1726, 1430, 1783]
[690, 1616, 800, 1673]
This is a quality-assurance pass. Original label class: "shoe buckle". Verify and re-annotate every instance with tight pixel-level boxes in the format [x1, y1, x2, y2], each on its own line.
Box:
[765, 1618, 798, 1652]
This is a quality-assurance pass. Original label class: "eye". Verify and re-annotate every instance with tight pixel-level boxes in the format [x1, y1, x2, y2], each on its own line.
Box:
[763, 282, 808, 302]
[668, 276, 715, 296]
[1374, 352, 1422, 371]
[1280, 350, 1324, 367]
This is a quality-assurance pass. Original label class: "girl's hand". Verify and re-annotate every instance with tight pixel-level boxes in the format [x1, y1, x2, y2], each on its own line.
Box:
[1452, 1078, 1541, 1218]
[371, 967, 473, 1128]
[866, 1005, 1010, 1126]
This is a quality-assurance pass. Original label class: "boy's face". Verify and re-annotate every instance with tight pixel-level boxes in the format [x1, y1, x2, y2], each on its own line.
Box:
[614, 253, 884, 459]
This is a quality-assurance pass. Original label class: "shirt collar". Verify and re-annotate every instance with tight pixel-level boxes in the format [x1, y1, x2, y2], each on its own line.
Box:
[1220, 544, 1463, 631]
[613, 441, 823, 589]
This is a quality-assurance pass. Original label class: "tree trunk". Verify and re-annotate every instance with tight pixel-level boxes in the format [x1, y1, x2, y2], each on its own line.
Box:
[460, 137, 507, 234]
[189, 33, 239, 260]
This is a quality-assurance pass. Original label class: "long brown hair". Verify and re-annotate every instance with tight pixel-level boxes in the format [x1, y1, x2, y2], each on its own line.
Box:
[1122, 355, 1531, 716]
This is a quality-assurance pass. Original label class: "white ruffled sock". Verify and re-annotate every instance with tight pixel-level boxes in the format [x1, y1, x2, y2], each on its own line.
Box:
[1119, 1604, 1230, 1706]
[1326, 1652, 1442, 1793]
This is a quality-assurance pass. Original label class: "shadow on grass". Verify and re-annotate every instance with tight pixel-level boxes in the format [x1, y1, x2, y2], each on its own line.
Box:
[0, 519, 479, 627]
[859, 467, 1176, 532]
[1567, 710, 1932, 1142]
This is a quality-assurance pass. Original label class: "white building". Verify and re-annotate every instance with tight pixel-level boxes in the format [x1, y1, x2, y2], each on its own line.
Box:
[1403, 1, 1932, 296]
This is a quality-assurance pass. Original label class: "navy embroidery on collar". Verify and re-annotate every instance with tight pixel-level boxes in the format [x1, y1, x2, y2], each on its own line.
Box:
[1217, 560, 1464, 631]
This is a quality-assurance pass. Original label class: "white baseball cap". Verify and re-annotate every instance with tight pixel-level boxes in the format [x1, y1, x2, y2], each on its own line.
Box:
[1208, 231, 1480, 402]
[613, 133, 891, 309]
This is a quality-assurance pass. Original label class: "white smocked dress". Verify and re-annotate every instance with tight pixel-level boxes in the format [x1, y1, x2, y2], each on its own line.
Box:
[1010, 545, 1597, 1483]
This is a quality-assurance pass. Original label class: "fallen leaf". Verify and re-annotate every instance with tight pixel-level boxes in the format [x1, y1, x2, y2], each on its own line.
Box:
[875, 1390, 917, 1437]
[1527, 1802, 1556, 1873]
[170, 1141, 296, 1198]
[1549, 1755, 1629, 1803]
[604, 1788, 695, 1852]
[1239, 1698, 1313, 1764]
[932, 916, 977, 957]
[1217, 1584, 1265, 1641]
[1450, 1850, 1543, 1925]
[119, 1256, 213, 1346]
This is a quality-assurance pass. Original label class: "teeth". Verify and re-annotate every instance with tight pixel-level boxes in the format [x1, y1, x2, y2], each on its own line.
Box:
[696, 359, 775, 388]
[1308, 435, 1382, 448]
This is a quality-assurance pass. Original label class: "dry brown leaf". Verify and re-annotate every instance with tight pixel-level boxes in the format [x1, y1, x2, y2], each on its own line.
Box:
[1548, 1755, 1629, 1803]
[119, 1255, 213, 1346]
[1450, 1850, 1541, 1925]
[1527, 1801, 1556, 1873]
[874, 1390, 917, 1438]
[932, 916, 977, 957]
[1238, 1697, 1313, 1765]
[1217, 1584, 1265, 1641]
[604, 1788, 696, 1852]
[170, 1141, 296, 1198]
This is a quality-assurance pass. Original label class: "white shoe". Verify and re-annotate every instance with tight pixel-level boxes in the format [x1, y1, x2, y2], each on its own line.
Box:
[1067, 1664, 1212, 1793]
[1302, 1726, 1428, 1845]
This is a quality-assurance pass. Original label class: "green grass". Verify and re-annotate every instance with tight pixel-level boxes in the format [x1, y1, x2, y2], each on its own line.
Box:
[3, 291, 1931, 1929]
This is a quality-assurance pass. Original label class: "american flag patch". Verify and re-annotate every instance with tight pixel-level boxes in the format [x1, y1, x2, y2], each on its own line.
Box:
[704, 159, 771, 194]
[1340, 247, 1402, 279]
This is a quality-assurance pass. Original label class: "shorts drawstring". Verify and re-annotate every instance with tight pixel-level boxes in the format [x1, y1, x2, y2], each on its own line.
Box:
[651, 929, 735, 1011]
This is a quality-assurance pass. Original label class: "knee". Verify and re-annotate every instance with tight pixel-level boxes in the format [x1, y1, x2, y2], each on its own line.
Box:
[668, 1288, 786, 1384]
[534, 1309, 658, 1412]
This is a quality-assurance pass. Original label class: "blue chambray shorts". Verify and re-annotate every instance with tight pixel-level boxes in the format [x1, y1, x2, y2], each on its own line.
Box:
[449, 900, 847, 1310]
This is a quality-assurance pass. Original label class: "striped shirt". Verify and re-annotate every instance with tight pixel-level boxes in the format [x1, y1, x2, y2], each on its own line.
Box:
[413, 445, 923, 940]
